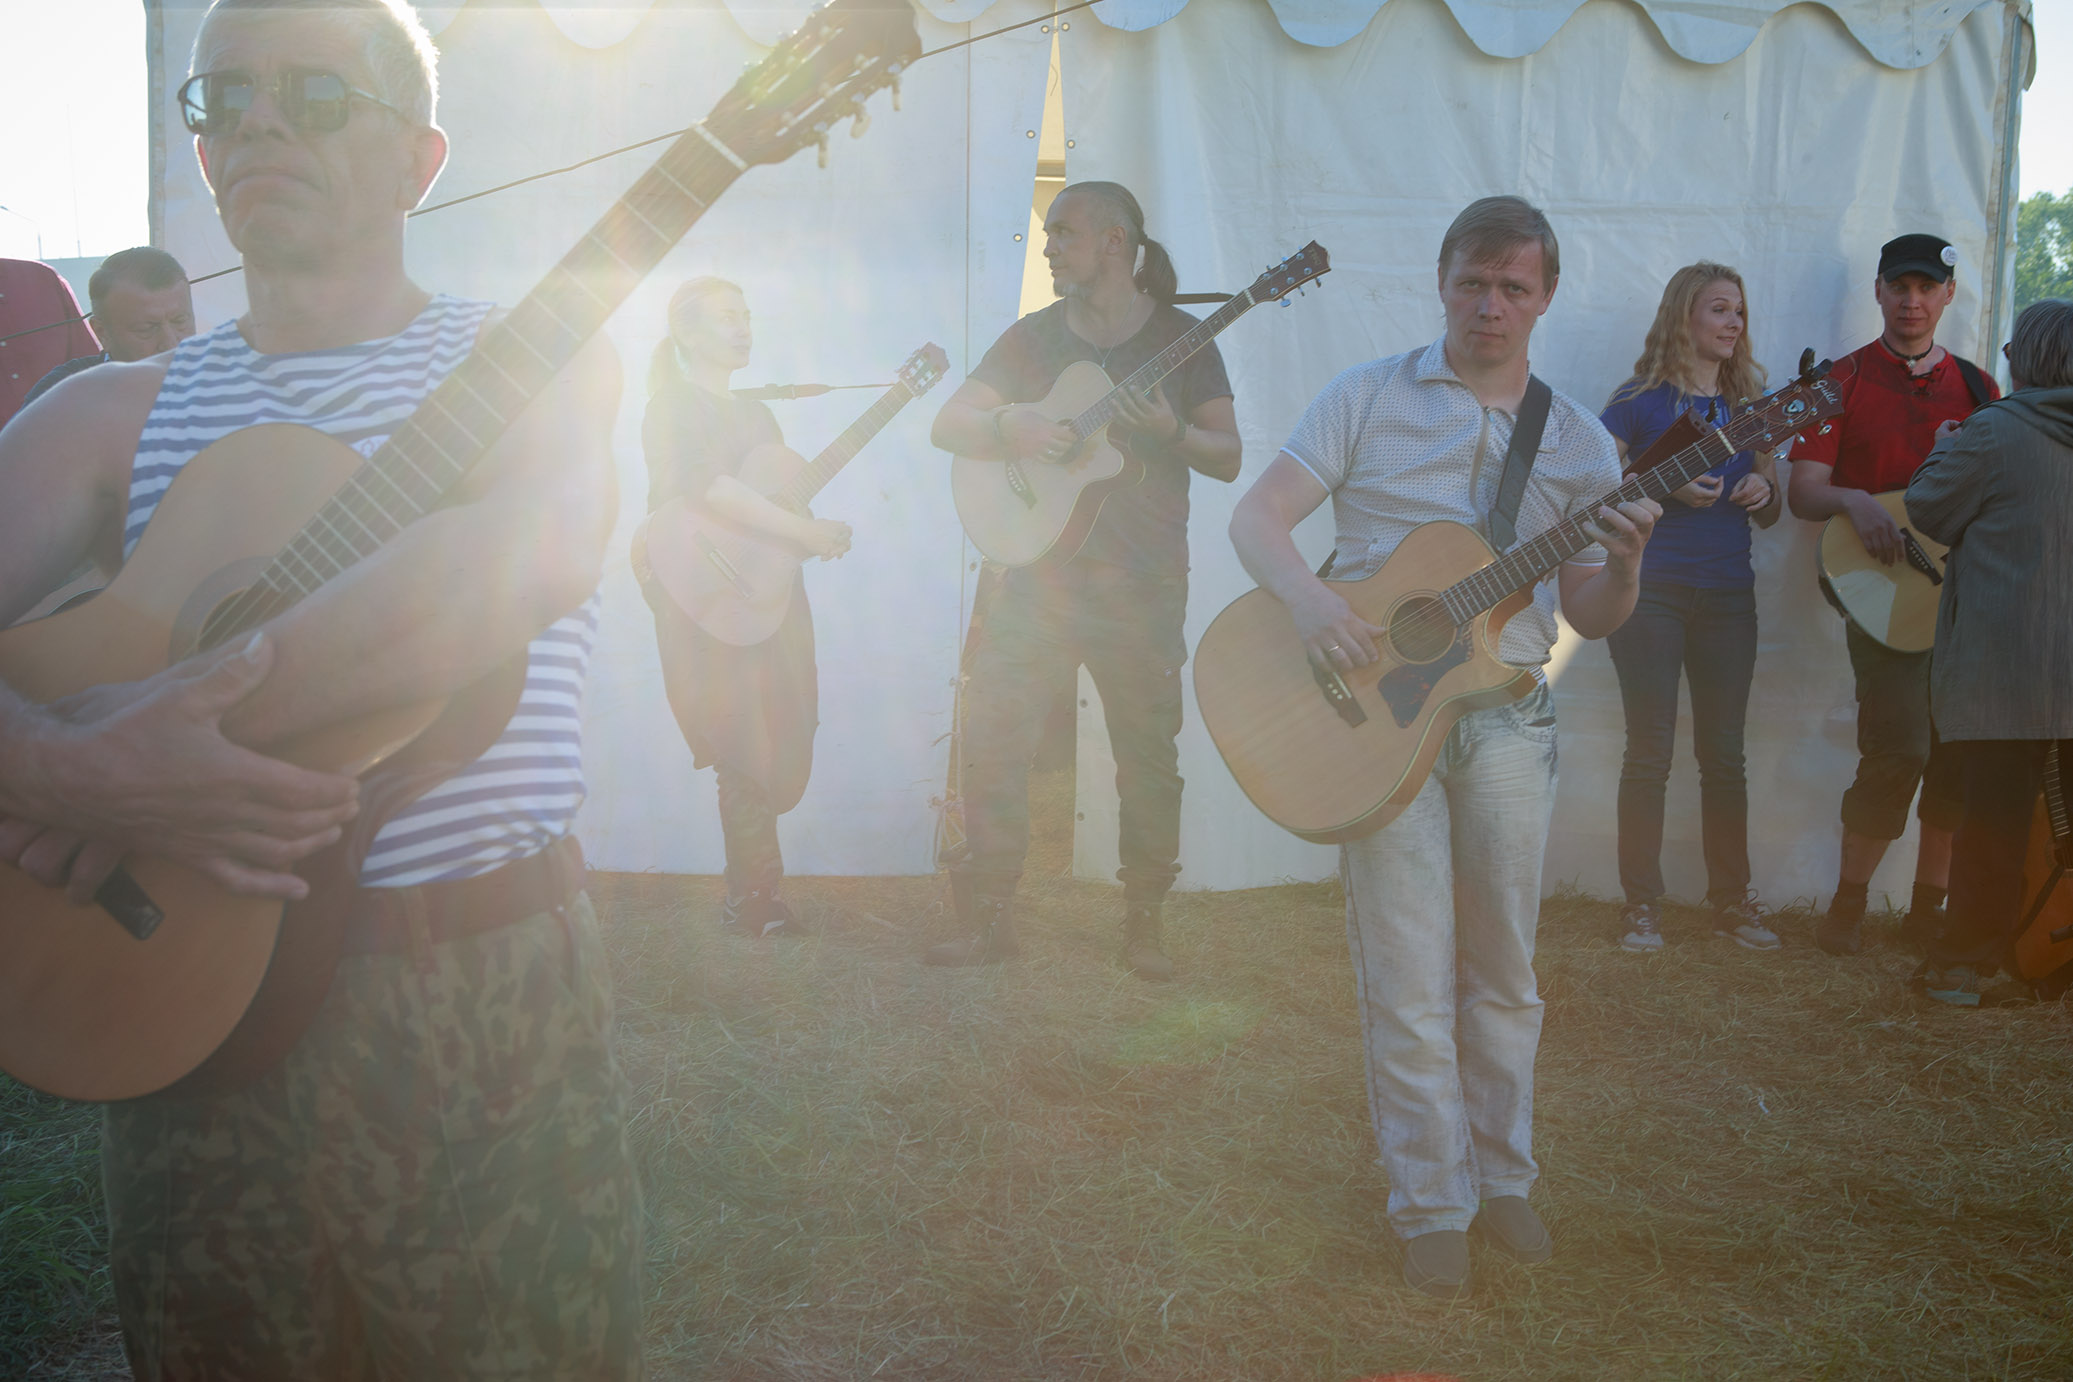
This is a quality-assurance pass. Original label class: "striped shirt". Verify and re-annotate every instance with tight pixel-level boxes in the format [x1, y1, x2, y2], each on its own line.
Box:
[128, 294, 597, 888]
[1282, 337, 1621, 668]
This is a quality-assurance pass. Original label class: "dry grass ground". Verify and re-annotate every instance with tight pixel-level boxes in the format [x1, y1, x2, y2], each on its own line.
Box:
[10, 770, 2073, 1379]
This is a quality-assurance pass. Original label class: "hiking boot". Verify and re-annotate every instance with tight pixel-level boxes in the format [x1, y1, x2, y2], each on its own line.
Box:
[924, 894, 1019, 966]
[1618, 901, 1664, 953]
[1401, 1229, 1471, 1301]
[1473, 1195, 1553, 1265]
[1816, 899, 1865, 956]
[721, 889, 802, 939]
[1898, 904, 1946, 954]
[1120, 902, 1175, 982]
[1711, 890, 1781, 951]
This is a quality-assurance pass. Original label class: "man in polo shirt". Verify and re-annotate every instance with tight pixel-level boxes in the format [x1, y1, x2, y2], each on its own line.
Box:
[1229, 195, 1658, 1300]
[21, 247, 197, 406]
[1787, 233, 1999, 957]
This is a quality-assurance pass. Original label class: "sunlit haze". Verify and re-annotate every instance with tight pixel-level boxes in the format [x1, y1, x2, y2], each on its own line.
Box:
[0, 0, 2069, 265]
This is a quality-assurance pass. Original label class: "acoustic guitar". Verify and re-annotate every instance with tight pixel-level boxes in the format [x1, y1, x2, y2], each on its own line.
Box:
[1194, 356, 1845, 845]
[951, 242, 1331, 568]
[640, 342, 947, 646]
[0, 0, 920, 1103]
[1817, 491, 1949, 653]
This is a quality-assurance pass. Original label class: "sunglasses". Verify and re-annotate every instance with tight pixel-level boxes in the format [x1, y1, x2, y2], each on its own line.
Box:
[178, 68, 407, 137]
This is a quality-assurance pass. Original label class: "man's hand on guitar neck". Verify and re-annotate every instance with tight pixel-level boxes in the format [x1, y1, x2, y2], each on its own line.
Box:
[0, 633, 360, 902]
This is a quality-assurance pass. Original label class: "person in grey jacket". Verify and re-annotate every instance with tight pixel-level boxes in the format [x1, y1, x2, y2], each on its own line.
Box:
[1904, 297, 2073, 1004]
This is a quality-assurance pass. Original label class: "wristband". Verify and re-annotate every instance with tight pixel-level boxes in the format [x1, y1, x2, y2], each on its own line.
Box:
[1166, 416, 1188, 448]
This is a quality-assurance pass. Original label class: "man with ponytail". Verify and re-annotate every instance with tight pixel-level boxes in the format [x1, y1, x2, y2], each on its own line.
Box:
[928, 181, 1241, 978]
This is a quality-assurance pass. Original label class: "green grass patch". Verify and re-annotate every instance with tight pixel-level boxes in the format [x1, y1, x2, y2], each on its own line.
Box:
[0, 1080, 112, 1377]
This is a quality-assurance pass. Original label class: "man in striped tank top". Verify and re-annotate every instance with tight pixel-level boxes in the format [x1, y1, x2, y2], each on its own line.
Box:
[0, 1, 643, 1375]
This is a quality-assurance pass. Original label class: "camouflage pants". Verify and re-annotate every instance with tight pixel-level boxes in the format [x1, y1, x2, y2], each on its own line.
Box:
[102, 893, 645, 1381]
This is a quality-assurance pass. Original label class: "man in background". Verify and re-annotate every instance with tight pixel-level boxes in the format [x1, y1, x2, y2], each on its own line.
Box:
[22, 247, 196, 405]
[0, 258, 101, 429]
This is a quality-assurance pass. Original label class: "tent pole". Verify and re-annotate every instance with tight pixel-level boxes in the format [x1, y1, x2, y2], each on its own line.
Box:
[1983, 1, 2031, 381]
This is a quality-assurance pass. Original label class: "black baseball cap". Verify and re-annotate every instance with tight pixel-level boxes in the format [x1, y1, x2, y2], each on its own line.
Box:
[1878, 233, 1959, 284]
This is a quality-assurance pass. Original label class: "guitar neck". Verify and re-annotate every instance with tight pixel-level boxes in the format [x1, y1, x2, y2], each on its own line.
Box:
[775, 378, 917, 510]
[1438, 404, 1774, 625]
[1069, 290, 1257, 439]
[218, 128, 752, 642]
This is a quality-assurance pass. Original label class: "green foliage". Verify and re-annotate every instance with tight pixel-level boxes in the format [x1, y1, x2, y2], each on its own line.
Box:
[2015, 190, 2073, 311]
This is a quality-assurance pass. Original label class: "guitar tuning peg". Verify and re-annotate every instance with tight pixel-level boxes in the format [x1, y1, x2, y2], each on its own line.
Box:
[889, 69, 903, 111]
[850, 106, 871, 139]
[815, 129, 830, 168]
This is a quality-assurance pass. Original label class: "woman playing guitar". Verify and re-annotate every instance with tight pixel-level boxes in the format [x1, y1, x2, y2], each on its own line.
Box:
[1598, 263, 1784, 953]
[633, 278, 851, 937]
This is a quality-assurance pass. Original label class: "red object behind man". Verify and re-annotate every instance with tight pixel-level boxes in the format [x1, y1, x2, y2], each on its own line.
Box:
[0, 259, 100, 430]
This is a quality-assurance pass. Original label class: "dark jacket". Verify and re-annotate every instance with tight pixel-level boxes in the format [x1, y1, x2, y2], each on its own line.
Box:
[1906, 386, 2073, 741]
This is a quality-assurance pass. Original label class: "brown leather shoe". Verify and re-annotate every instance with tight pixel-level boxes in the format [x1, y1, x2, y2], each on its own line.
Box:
[1473, 1196, 1552, 1264]
[924, 896, 1018, 966]
[1120, 903, 1175, 982]
[1401, 1229, 1471, 1300]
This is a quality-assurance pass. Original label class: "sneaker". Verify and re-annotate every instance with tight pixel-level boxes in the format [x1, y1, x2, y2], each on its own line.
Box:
[1913, 962, 1985, 1007]
[1473, 1195, 1553, 1265]
[1816, 902, 1864, 956]
[1401, 1229, 1471, 1301]
[1711, 890, 1782, 951]
[1618, 902, 1664, 953]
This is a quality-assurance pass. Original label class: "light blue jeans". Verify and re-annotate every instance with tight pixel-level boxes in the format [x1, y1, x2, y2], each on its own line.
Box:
[1342, 680, 1559, 1239]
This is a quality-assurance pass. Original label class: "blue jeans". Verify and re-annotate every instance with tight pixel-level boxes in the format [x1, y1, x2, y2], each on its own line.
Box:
[1605, 581, 1757, 905]
[1341, 682, 1559, 1238]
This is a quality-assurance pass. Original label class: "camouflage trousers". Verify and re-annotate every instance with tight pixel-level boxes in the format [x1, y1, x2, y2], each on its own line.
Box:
[102, 892, 645, 1381]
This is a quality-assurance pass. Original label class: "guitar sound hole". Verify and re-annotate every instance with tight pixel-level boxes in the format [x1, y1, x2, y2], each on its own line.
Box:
[1387, 596, 1457, 663]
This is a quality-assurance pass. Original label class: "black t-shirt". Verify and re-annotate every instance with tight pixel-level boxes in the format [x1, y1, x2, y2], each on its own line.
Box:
[969, 300, 1233, 572]
[641, 379, 781, 513]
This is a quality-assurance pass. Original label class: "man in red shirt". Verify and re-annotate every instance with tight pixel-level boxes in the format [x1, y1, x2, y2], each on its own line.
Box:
[1787, 233, 1999, 955]
[0, 259, 101, 430]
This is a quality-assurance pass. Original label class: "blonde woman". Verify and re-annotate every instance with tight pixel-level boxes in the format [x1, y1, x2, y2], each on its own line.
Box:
[1600, 263, 1783, 952]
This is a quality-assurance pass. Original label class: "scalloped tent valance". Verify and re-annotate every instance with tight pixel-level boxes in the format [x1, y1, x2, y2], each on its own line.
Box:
[414, 0, 2033, 72]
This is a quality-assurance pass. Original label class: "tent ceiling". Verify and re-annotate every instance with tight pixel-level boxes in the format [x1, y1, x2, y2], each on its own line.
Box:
[417, 0, 2031, 71]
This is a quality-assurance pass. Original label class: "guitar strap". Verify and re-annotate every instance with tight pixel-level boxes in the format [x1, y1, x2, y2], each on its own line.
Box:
[1488, 375, 1553, 554]
[1954, 356, 1994, 411]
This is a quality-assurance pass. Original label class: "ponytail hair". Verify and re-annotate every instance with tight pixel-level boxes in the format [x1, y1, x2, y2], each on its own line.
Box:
[1063, 180, 1177, 305]
[648, 275, 742, 396]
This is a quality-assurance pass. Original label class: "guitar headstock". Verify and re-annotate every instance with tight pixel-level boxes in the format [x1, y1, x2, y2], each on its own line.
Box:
[1735, 354, 1846, 450]
[1244, 242, 1331, 306]
[704, 0, 921, 170]
[899, 342, 951, 397]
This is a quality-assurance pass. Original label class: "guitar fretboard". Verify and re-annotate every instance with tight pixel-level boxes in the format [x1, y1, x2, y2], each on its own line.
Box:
[1436, 398, 1794, 627]
[1066, 290, 1256, 441]
[201, 128, 752, 646]
[773, 378, 918, 511]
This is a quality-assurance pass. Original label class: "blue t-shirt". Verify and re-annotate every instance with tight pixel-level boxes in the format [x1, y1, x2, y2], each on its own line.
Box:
[1600, 381, 1757, 589]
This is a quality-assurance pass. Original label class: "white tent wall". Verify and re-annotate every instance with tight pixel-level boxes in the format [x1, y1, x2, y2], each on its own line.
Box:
[1053, 0, 2031, 900]
[146, 0, 1057, 877]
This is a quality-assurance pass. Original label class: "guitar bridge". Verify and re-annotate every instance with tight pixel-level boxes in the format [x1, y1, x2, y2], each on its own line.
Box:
[1899, 528, 1943, 585]
[95, 868, 165, 942]
[696, 533, 753, 598]
[1004, 459, 1038, 510]
[1312, 661, 1368, 728]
